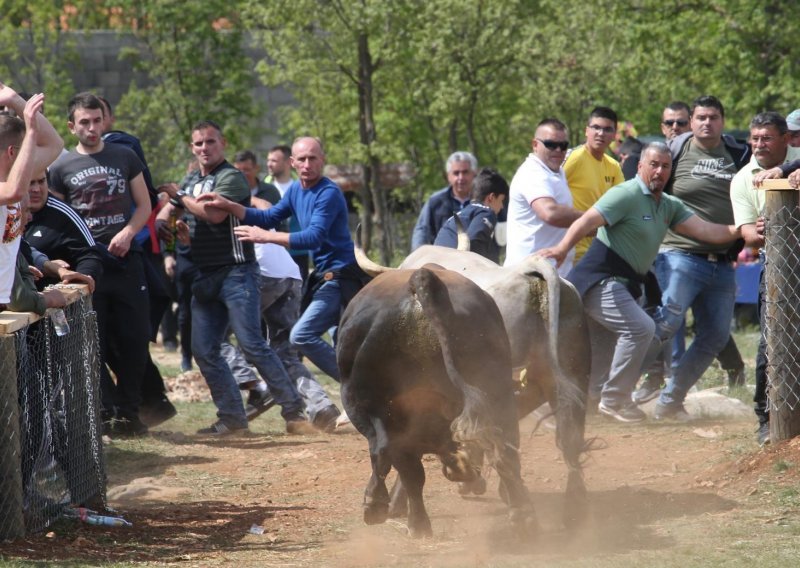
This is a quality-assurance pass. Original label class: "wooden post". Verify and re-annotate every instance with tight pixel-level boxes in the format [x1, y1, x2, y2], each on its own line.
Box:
[763, 180, 800, 442]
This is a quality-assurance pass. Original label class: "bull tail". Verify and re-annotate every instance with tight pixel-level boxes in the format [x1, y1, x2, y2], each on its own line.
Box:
[408, 267, 505, 459]
[518, 256, 590, 523]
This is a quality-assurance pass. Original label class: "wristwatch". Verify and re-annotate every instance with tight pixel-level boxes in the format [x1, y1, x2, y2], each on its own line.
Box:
[169, 190, 188, 208]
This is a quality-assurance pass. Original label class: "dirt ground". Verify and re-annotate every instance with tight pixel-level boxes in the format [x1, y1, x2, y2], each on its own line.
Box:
[3, 347, 800, 567]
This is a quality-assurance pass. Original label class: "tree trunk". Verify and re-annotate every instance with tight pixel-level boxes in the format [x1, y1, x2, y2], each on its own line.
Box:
[356, 31, 393, 263]
[764, 187, 800, 442]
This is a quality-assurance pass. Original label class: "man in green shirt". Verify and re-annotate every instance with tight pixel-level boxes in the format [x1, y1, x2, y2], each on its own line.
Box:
[540, 142, 739, 423]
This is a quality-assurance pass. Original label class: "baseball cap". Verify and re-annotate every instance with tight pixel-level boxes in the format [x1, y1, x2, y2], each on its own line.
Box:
[787, 109, 800, 132]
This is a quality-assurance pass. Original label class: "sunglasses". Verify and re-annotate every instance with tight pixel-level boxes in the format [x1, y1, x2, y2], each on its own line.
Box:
[536, 139, 569, 151]
[663, 119, 688, 127]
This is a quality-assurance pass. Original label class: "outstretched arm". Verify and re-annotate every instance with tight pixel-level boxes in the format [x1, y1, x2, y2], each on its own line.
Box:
[537, 207, 606, 267]
[0, 82, 63, 172]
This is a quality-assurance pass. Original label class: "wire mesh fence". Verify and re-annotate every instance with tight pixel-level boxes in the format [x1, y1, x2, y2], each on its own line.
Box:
[0, 293, 105, 540]
[764, 198, 800, 439]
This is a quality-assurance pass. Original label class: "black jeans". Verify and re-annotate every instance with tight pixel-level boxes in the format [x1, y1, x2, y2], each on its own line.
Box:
[755, 269, 768, 425]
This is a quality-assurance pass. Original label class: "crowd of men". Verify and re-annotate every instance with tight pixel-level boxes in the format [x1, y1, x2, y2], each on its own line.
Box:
[1, 82, 367, 438]
[3, 77, 799, 446]
[413, 97, 800, 445]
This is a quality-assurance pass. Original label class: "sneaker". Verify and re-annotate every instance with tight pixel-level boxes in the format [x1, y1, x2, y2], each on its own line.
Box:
[598, 401, 646, 423]
[163, 340, 178, 353]
[245, 390, 276, 421]
[180, 356, 193, 373]
[757, 422, 770, 446]
[197, 421, 248, 436]
[312, 405, 341, 433]
[727, 367, 746, 388]
[653, 402, 692, 422]
[286, 418, 317, 435]
[632, 374, 664, 405]
[139, 396, 178, 428]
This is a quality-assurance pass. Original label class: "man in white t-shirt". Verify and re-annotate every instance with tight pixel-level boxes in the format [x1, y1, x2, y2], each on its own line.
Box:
[0, 83, 63, 307]
[504, 118, 582, 275]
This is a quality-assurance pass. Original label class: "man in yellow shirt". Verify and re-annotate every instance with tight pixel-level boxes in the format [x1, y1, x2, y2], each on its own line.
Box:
[564, 106, 624, 260]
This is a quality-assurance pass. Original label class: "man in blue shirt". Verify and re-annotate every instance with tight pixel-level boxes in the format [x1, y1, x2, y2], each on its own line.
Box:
[200, 136, 366, 382]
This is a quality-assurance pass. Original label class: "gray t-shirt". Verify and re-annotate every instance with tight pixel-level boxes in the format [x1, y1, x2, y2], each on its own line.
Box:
[662, 140, 736, 254]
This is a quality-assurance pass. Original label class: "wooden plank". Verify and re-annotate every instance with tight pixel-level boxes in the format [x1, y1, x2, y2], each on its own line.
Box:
[0, 284, 90, 335]
[758, 179, 796, 191]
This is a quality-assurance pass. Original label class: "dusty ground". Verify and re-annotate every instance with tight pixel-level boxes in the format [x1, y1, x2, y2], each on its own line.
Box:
[2, 346, 800, 567]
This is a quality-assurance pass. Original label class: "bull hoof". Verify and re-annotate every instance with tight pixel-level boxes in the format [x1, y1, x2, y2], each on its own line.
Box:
[508, 506, 539, 537]
[458, 476, 487, 496]
[441, 451, 476, 483]
[363, 502, 389, 525]
[408, 517, 433, 539]
[498, 480, 510, 505]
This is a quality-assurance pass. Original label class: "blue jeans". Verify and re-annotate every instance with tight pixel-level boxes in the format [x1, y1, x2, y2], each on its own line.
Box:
[290, 279, 342, 381]
[656, 251, 736, 406]
[192, 263, 303, 427]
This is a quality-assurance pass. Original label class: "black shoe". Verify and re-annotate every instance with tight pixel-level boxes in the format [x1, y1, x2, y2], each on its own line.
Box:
[180, 356, 193, 372]
[653, 402, 692, 422]
[110, 416, 149, 438]
[312, 405, 341, 433]
[197, 421, 248, 436]
[632, 374, 664, 405]
[245, 390, 276, 421]
[598, 401, 646, 423]
[757, 422, 770, 446]
[139, 396, 178, 428]
[163, 340, 178, 353]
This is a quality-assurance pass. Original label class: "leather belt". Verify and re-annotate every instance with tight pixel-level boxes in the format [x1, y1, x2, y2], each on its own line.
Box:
[689, 252, 729, 263]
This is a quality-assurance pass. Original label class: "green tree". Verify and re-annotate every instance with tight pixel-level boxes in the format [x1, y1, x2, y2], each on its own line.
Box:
[0, 1, 87, 139]
[104, 0, 260, 184]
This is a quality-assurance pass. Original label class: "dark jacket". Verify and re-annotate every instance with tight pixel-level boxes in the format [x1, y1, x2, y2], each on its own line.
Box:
[25, 195, 105, 289]
[665, 132, 751, 195]
[434, 203, 500, 263]
[567, 238, 661, 307]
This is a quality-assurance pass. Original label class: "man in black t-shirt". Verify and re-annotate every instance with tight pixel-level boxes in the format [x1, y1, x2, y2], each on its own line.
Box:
[49, 92, 153, 437]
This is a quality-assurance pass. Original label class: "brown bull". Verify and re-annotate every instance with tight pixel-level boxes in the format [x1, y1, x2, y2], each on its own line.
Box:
[356, 242, 590, 526]
[337, 266, 535, 537]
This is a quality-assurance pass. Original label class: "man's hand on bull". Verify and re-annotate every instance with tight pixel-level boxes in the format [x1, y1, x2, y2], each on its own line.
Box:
[233, 225, 273, 244]
[536, 246, 566, 268]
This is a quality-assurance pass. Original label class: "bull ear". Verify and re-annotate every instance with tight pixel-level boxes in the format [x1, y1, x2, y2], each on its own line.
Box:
[354, 224, 394, 276]
[455, 214, 470, 251]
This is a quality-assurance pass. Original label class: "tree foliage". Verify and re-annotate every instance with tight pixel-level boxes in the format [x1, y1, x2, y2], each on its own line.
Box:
[2, 0, 799, 250]
[96, 0, 259, 184]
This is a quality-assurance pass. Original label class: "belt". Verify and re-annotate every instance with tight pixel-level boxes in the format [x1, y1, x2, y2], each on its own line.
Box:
[689, 252, 729, 263]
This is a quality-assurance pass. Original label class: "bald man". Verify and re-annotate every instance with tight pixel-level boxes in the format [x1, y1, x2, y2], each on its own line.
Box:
[201, 136, 368, 385]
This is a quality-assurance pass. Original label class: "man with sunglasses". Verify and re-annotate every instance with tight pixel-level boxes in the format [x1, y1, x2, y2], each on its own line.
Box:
[564, 106, 624, 262]
[505, 118, 582, 274]
[661, 101, 692, 141]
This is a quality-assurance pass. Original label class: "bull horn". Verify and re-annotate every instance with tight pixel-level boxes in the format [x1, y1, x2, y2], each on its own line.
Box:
[354, 224, 394, 277]
[454, 214, 471, 251]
